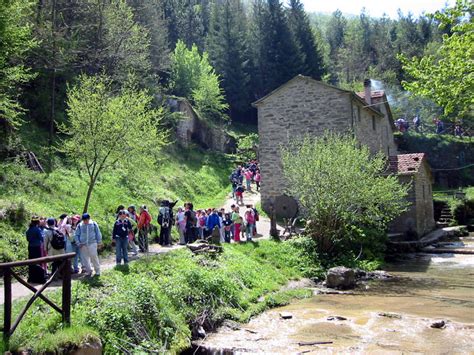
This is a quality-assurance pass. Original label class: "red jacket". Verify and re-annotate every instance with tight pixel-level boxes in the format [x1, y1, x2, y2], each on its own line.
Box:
[138, 210, 151, 229]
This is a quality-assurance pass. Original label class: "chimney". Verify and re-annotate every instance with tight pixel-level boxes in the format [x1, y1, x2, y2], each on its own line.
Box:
[363, 79, 372, 106]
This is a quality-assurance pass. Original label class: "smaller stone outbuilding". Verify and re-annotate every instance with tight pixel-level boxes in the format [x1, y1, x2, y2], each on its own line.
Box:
[388, 153, 436, 237]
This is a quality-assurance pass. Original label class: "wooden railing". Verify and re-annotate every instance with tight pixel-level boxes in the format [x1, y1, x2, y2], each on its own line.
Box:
[0, 253, 75, 344]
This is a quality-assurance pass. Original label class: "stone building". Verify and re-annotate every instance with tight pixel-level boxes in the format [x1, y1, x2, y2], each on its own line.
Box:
[387, 153, 435, 236]
[252, 74, 435, 237]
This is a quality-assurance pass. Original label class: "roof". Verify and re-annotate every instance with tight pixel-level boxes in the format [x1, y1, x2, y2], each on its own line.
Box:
[356, 90, 386, 101]
[251, 75, 383, 117]
[388, 153, 427, 175]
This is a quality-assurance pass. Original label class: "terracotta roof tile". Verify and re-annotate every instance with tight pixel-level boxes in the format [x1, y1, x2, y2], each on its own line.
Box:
[388, 153, 426, 175]
[356, 90, 385, 102]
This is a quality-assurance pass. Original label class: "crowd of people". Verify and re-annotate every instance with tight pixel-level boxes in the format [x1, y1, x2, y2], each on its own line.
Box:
[395, 116, 466, 137]
[25, 161, 262, 283]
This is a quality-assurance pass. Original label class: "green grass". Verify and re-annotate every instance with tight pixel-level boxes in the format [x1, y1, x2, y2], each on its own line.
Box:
[0, 240, 317, 354]
[0, 144, 233, 262]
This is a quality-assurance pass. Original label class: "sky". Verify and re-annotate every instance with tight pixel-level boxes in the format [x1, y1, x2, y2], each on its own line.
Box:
[300, 0, 456, 18]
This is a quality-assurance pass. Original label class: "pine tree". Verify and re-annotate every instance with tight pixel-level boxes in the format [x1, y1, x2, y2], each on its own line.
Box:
[207, 0, 251, 118]
[287, 0, 325, 80]
[325, 10, 346, 83]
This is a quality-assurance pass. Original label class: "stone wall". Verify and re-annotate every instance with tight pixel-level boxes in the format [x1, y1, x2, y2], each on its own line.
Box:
[256, 76, 352, 205]
[170, 98, 236, 153]
[414, 162, 436, 235]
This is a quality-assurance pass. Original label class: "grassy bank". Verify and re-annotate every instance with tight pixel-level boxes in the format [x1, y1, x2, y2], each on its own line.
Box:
[0, 240, 317, 354]
[0, 144, 233, 262]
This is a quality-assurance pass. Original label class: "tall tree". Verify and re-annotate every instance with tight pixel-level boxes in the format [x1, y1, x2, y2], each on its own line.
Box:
[0, 0, 36, 131]
[399, 1, 474, 122]
[287, 0, 325, 80]
[207, 0, 251, 118]
[325, 10, 346, 83]
[62, 74, 168, 212]
[250, 0, 304, 96]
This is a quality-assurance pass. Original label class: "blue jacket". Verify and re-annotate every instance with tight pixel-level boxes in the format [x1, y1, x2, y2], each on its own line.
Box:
[26, 226, 43, 247]
[75, 220, 102, 246]
[206, 213, 221, 230]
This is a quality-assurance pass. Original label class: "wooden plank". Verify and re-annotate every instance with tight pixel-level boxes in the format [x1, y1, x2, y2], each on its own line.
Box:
[0, 253, 76, 269]
[62, 259, 71, 325]
[10, 270, 62, 314]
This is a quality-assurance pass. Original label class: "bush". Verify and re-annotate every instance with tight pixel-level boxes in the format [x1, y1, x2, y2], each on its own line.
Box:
[453, 199, 474, 225]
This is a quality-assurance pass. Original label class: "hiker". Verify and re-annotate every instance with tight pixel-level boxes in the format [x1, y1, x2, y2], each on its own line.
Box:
[435, 118, 444, 134]
[185, 202, 197, 244]
[454, 125, 463, 137]
[158, 200, 173, 246]
[413, 116, 421, 132]
[244, 169, 253, 191]
[26, 216, 47, 284]
[70, 214, 82, 273]
[58, 214, 76, 273]
[252, 205, 260, 237]
[197, 210, 207, 239]
[219, 208, 225, 242]
[44, 218, 66, 277]
[127, 205, 139, 255]
[74, 213, 102, 276]
[254, 170, 261, 192]
[223, 213, 233, 243]
[176, 207, 186, 245]
[244, 207, 255, 242]
[113, 210, 132, 265]
[137, 205, 151, 252]
[232, 207, 242, 243]
[206, 209, 221, 242]
[235, 184, 245, 205]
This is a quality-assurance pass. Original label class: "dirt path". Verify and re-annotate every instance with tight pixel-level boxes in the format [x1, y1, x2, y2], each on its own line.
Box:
[0, 188, 281, 304]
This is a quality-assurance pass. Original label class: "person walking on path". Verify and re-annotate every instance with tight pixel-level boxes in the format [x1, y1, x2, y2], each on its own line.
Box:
[232, 207, 242, 243]
[244, 207, 255, 242]
[126, 205, 139, 255]
[44, 218, 66, 278]
[235, 184, 245, 205]
[254, 170, 261, 192]
[176, 207, 186, 245]
[185, 202, 197, 244]
[75, 213, 102, 276]
[244, 169, 253, 191]
[113, 210, 132, 265]
[137, 205, 151, 252]
[223, 213, 233, 243]
[26, 216, 47, 284]
[158, 200, 173, 247]
[206, 209, 221, 242]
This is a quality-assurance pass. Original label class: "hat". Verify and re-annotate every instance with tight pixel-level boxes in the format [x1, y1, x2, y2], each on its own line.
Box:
[31, 215, 40, 222]
[82, 213, 91, 220]
[71, 214, 81, 223]
[47, 218, 55, 226]
[128, 205, 136, 210]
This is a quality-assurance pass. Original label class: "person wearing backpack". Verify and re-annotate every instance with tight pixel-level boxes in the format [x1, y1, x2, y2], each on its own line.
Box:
[223, 213, 233, 243]
[206, 209, 221, 242]
[137, 205, 151, 252]
[113, 210, 132, 265]
[44, 218, 66, 277]
[26, 216, 47, 284]
[184, 202, 197, 244]
[235, 184, 245, 205]
[75, 213, 102, 276]
[158, 200, 173, 246]
[244, 207, 256, 242]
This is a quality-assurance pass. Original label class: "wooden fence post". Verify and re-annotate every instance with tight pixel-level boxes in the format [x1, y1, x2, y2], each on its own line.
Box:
[62, 258, 71, 325]
[3, 268, 12, 343]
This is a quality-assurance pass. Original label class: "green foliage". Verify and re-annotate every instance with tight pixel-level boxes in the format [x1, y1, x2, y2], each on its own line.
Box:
[62, 74, 168, 212]
[399, 1, 474, 121]
[2, 241, 317, 354]
[236, 133, 259, 162]
[0, 0, 36, 128]
[281, 132, 410, 255]
[170, 40, 229, 122]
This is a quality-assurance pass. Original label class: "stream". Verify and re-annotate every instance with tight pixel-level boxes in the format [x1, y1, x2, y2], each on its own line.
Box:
[193, 236, 474, 354]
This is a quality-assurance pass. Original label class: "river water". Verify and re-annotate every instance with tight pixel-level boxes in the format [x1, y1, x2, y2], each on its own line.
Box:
[196, 238, 474, 354]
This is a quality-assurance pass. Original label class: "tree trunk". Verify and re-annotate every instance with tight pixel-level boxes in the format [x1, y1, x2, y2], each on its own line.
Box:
[83, 178, 95, 214]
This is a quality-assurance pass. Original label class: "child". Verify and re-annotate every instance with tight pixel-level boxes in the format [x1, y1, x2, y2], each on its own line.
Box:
[235, 184, 245, 205]
[223, 213, 233, 243]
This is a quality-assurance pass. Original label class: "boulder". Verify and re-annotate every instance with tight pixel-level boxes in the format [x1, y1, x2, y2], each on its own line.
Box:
[325, 267, 356, 289]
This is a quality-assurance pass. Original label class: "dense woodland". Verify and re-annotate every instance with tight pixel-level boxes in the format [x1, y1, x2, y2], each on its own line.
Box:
[0, 0, 472, 160]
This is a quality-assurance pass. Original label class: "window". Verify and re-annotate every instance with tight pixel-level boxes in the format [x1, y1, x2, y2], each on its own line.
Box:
[372, 116, 376, 130]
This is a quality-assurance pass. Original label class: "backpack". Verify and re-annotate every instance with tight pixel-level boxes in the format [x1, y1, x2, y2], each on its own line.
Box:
[158, 206, 171, 228]
[48, 228, 65, 250]
[246, 211, 255, 225]
[189, 210, 197, 226]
